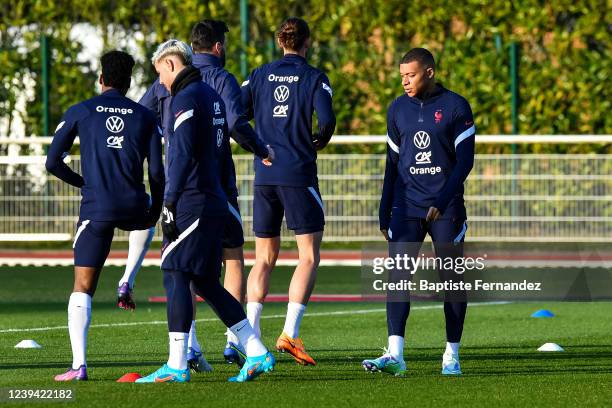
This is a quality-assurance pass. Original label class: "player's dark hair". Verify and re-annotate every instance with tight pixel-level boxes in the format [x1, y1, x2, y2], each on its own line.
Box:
[277, 17, 310, 51]
[400, 47, 435, 70]
[191, 20, 229, 52]
[100, 50, 135, 95]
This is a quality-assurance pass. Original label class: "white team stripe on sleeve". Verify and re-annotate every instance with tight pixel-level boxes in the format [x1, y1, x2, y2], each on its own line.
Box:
[322, 82, 333, 97]
[55, 121, 66, 133]
[386, 134, 400, 154]
[454, 125, 476, 148]
[241, 80, 249, 87]
[174, 109, 194, 131]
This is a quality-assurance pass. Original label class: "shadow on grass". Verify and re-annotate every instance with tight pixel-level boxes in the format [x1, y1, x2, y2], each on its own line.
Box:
[0, 360, 165, 371]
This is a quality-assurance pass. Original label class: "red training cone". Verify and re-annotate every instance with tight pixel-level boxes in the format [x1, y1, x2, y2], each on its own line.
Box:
[117, 372, 142, 382]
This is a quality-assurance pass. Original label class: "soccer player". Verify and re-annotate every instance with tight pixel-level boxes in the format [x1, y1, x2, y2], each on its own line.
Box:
[131, 22, 274, 371]
[362, 48, 475, 376]
[189, 19, 273, 365]
[242, 17, 336, 366]
[122, 64, 212, 374]
[47, 50, 164, 381]
[136, 40, 274, 383]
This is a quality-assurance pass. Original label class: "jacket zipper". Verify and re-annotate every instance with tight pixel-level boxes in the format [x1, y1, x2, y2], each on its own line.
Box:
[418, 102, 424, 122]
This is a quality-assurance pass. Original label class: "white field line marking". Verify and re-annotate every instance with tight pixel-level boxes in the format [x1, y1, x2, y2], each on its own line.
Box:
[0, 301, 510, 334]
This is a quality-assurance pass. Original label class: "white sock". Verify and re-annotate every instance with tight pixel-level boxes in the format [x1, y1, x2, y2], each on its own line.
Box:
[226, 328, 239, 345]
[187, 320, 201, 352]
[282, 302, 306, 339]
[229, 319, 267, 357]
[118, 227, 154, 288]
[68, 292, 91, 369]
[388, 335, 404, 360]
[246, 302, 263, 338]
[167, 332, 188, 370]
[445, 342, 460, 356]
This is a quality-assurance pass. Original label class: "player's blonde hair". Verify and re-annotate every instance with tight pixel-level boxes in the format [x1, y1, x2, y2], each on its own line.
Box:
[151, 39, 193, 65]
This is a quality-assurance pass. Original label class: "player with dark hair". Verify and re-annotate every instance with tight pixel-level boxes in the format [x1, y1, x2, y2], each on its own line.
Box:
[47, 50, 164, 381]
[136, 40, 274, 383]
[242, 17, 336, 366]
[362, 47, 475, 376]
[190, 19, 274, 366]
[128, 20, 274, 372]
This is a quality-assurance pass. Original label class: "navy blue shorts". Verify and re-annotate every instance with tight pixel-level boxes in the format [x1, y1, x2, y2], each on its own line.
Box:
[387, 216, 468, 264]
[387, 216, 467, 244]
[386, 216, 468, 302]
[253, 185, 325, 237]
[73, 217, 150, 267]
[161, 213, 224, 277]
[223, 196, 245, 249]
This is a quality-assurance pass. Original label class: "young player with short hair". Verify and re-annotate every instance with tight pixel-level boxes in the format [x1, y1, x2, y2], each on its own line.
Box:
[136, 40, 274, 383]
[48, 50, 164, 381]
[242, 17, 336, 366]
[362, 48, 475, 376]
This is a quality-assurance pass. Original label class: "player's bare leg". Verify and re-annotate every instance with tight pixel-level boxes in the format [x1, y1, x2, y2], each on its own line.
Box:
[246, 237, 280, 338]
[55, 266, 101, 381]
[288, 232, 322, 304]
[223, 246, 245, 302]
[276, 231, 322, 365]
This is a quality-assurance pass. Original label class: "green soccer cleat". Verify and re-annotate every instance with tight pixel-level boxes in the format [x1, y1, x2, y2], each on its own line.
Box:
[362, 351, 407, 377]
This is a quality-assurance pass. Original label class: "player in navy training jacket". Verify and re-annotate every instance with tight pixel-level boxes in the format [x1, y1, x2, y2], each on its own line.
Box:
[49, 51, 164, 382]
[136, 40, 274, 384]
[189, 20, 274, 365]
[241, 17, 336, 366]
[363, 48, 475, 377]
[128, 21, 274, 370]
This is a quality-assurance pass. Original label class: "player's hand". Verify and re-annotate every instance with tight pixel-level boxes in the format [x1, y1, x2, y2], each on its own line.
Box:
[262, 144, 274, 167]
[381, 229, 389, 241]
[161, 202, 179, 242]
[426, 206, 441, 222]
[312, 133, 325, 150]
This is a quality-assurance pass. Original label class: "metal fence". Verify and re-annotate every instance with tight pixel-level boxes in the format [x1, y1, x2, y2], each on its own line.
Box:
[0, 137, 611, 242]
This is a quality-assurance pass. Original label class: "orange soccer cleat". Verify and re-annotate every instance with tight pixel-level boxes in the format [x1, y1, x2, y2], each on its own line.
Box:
[275, 332, 316, 366]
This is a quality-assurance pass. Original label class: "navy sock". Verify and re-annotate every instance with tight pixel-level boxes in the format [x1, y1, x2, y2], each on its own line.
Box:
[163, 271, 193, 333]
[444, 301, 467, 342]
[386, 301, 410, 337]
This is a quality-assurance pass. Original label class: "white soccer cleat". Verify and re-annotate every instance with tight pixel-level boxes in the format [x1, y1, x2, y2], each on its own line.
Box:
[441, 352, 462, 375]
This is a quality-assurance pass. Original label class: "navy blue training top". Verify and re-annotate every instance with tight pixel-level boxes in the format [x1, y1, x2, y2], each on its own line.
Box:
[379, 85, 475, 228]
[241, 54, 336, 187]
[46, 89, 164, 221]
[140, 53, 268, 199]
[165, 69, 227, 216]
[193, 53, 269, 198]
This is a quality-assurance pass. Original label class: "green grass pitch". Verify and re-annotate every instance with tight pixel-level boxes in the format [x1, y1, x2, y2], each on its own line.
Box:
[0, 265, 610, 407]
